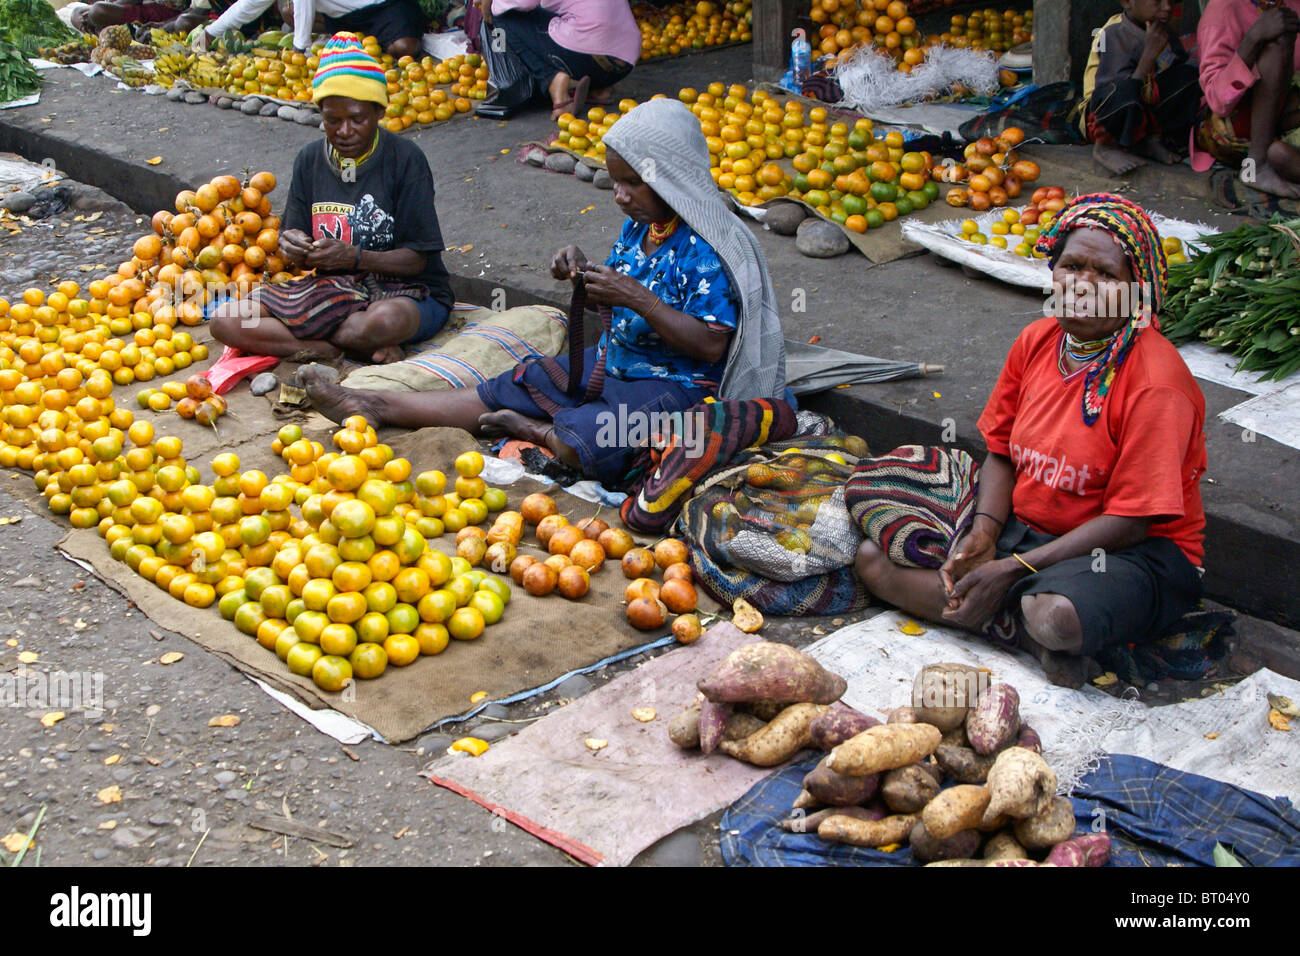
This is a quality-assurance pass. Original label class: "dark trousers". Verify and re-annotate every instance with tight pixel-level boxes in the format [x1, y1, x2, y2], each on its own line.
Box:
[1088, 62, 1201, 147]
[495, 9, 633, 91]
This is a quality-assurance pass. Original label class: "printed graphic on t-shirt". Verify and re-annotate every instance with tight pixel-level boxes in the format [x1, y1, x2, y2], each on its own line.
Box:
[310, 196, 395, 249]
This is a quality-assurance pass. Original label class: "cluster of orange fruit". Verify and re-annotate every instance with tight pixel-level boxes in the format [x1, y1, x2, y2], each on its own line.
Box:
[505, 492, 630, 603]
[809, 0, 1031, 73]
[955, 186, 1065, 256]
[139, 171, 290, 309]
[620, 540, 702, 642]
[378, 53, 483, 132]
[937, 127, 1040, 210]
[635, 0, 753, 60]
[221, 48, 315, 101]
[136, 374, 227, 429]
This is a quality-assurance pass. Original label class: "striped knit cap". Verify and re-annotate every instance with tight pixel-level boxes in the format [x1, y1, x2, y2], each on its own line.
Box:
[1034, 192, 1168, 426]
[312, 32, 388, 107]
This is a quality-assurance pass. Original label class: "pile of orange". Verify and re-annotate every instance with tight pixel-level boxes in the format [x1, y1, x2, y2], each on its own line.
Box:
[635, 0, 753, 60]
[507, 492, 633, 603]
[955, 186, 1064, 256]
[379, 53, 481, 132]
[808, 1, 1032, 73]
[937, 127, 1040, 211]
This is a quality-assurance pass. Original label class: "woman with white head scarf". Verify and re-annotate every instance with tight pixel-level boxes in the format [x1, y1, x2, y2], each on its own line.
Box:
[303, 97, 786, 487]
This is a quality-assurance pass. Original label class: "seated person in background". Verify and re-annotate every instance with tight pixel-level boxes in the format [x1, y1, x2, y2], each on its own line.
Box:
[1192, 0, 1300, 198]
[211, 33, 453, 363]
[480, 0, 640, 119]
[1082, 0, 1200, 175]
[299, 98, 787, 488]
[74, 0, 210, 35]
[191, 0, 293, 48]
[196, 0, 426, 54]
[853, 195, 1206, 688]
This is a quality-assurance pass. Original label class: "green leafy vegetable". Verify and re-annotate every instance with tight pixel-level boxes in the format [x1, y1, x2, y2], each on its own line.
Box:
[0, 38, 42, 102]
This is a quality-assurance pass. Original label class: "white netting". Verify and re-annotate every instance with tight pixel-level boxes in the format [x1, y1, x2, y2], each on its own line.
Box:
[834, 44, 1001, 112]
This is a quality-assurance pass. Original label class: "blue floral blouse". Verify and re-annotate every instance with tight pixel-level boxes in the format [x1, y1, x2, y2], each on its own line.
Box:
[598, 218, 739, 389]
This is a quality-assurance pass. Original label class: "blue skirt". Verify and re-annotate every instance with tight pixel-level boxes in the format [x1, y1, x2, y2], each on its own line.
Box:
[477, 347, 709, 486]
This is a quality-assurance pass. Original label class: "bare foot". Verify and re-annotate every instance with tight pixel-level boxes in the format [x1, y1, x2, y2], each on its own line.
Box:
[1023, 636, 1091, 689]
[477, 409, 552, 444]
[1093, 142, 1147, 176]
[1136, 138, 1180, 164]
[1241, 159, 1300, 198]
[299, 365, 387, 426]
[371, 344, 405, 364]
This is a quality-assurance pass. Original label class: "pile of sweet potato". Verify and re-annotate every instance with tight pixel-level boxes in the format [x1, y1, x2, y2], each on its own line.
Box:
[671, 651, 1111, 867]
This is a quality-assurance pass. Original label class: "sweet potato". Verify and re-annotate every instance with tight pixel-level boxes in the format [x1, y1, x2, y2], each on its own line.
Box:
[739, 700, 787, 721]
[921, 784, 991, 840]
[1046, 833, 1111, 867]
[918, 759, 944, 785]
[698, 699, 733, 755]
[886, 706, 917, 724]
[940, 725, 968, 748]
[668, 695, 703, 749]
[965, 683, 1021, 755]
[817, 812, 917, 848]
[827, 723, 942, 777]
[909, 819, 980, 863]
[718, 702, 826, 766]
[881, 764, 942, 814]
[913, 663, 986, 731]
[925, 858, 1039, 868]
[983, 830, 1030, 861]
[1013, 796, 1076, 850]
[809, 703, 880, 751]
[698, 643, 846, 705]
[792, 789, 818, 811]
[1016, 724, 1043, 754]
[934, 743, 998, 784]
[804, 755, 880, 806]
[984, 747, 1057, 821]
[723, 711, 768, 741]
[783, 804, 883, 834]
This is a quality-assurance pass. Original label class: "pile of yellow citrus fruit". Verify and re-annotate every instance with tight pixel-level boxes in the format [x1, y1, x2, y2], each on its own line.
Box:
[556, 83, 939, 223]
[635, 0, 753, 60]
[379, 52, 483, 132]
[809, 0, 1032, 73]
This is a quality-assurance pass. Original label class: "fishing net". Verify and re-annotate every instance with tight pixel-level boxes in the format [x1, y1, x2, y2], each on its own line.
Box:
[681, 431, 872, 616]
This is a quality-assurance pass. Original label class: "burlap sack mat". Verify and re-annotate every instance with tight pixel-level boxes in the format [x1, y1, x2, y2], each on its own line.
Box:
[58, 426, 671, 744]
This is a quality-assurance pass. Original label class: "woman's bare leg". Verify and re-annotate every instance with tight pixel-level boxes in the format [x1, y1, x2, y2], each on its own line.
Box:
[854, 540, 965, 628]
[1245, 36, 1300, 197]
[478, 409, 581, 468]
[329, 298, 420, 365]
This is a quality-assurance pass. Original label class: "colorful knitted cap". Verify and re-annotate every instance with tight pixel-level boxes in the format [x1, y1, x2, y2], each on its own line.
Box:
[1034, 192, 1168, 426]
[312, 33, 388, 107]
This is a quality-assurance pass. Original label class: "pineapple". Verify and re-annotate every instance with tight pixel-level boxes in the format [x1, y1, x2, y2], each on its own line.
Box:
[99, 24, 132, 52]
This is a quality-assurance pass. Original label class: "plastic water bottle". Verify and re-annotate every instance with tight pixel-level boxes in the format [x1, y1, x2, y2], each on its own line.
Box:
[790, 28, 811, 93]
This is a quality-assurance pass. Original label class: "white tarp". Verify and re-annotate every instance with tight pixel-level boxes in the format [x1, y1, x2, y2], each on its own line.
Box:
[805, 611, 1299, 804]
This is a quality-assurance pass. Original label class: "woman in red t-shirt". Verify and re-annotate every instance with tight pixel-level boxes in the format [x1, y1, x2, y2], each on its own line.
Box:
[848, 194, 1206, 687]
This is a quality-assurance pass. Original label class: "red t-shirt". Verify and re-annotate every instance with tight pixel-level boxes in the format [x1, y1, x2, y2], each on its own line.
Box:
[977, 318, 1207, 565]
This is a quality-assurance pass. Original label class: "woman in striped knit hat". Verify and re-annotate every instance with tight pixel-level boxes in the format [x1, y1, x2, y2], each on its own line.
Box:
[849, 194, 1207, 687]
[213, 33, 453, 364]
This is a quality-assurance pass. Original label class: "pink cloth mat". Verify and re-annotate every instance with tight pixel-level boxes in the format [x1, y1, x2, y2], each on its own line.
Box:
[423, 623, 780, 866]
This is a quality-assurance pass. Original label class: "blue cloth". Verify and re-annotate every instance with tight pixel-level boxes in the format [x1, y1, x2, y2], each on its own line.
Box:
[402, 293, 451, 345]
[600, 219, 738, 390]
[721, 753, 1300, 867]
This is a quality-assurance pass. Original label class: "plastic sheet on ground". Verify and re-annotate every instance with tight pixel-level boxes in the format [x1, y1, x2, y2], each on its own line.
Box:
[902, 209, 1218, 290]
[803, 611, 1300, 804]
[1176, 343, 1300, 449]
[855, 101, 981, 137]
[424, 622, 775, 866]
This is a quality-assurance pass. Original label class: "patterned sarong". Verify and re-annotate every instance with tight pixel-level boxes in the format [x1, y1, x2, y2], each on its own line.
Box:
[251, 273, 430, 340]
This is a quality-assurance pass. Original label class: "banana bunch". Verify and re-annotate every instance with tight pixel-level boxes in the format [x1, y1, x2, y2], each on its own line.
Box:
[189, 52, 227, 88]
[149, 28, 190, 48]
[113, 56, 155, 87]
[39, 37, 93, 64]
[153, 47, 196, 88]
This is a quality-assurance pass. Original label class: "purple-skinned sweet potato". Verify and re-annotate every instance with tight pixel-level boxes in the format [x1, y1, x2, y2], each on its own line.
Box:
[1016, 724, 1043, 754]
[698, 643, 846, 705]
[810, 703, 880, 751]
[1046, 833, 1111, 867]
[934, 743, 998, 784]
[909, 819, 981, 863]
[698, 699, 733, 755]
[966, 683, 1021, 755]
[881, 763, 942, 813]
[803, 754, 880, 806]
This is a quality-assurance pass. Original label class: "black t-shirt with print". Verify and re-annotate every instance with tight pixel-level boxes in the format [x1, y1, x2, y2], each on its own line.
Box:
[283, 130, 453, 310]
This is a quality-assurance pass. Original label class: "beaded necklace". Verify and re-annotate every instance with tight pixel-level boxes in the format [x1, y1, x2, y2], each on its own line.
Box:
[1059, 331, 1115, 374]
[648, 215, 680, 245]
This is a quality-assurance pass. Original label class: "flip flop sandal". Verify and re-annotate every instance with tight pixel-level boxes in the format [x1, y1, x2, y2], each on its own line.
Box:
[549, 75, 590, 122]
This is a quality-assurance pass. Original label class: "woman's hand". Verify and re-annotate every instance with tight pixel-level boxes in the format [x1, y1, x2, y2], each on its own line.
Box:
[478, 0, 493, 26]
[580, 264, 654, 311]
[304, 238, 359, 271]
[939, 528, 998, 602]
[551, 245, 589, 281]
[941, 558, 1023, 630]
[278, 229, 313, 264]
